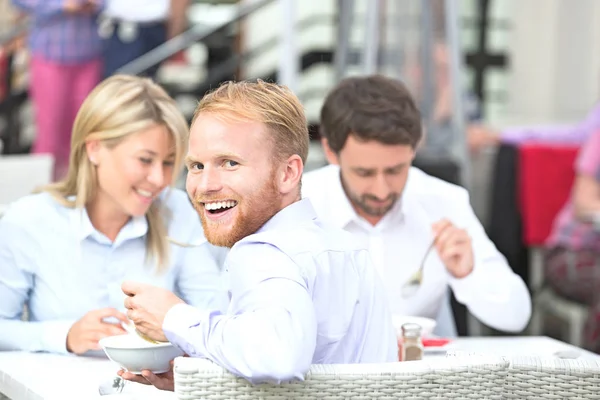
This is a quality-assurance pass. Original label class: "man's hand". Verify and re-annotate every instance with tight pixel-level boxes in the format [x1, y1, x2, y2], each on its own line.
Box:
[432, 219, 474, 279]
[63, 0, 85, 13]
[66, 308, 128, 355]
[118, 360, 175, 391]
[63, 0, 99, 14]
[122, 281, 184, 342]
[467, 124, 500, 153]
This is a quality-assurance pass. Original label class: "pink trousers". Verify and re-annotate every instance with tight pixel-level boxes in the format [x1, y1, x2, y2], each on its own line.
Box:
[30, 55, 102, 180]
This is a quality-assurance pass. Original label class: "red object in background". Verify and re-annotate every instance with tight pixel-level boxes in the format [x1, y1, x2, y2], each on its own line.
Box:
[422, 338, 451, 347]
[518, 143, 580, 246]
[167, 50, 186, 64]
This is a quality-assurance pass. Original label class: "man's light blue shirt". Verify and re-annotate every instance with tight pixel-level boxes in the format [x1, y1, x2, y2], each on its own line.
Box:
[163, 198, 397, 384]
[0, 189, 228, 354]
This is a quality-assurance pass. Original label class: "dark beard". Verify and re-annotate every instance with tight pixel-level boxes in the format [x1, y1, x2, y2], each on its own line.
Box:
[339, 172, 397, 217]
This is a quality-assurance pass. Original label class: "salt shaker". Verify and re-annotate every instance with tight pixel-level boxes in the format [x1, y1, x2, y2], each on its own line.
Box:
[401, 323, 424, 361]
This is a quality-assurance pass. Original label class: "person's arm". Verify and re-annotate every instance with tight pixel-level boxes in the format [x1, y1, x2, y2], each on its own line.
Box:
[174, 233, 229, 313]
[167, 0, 190, 39]
[163, 242, 317, 384]
[0, 219, 76, 353]
[571, 130, 600, 219]
[447, 190, 532, 332]
[500, 104, 600, 145]
[573, 175, 600, 219]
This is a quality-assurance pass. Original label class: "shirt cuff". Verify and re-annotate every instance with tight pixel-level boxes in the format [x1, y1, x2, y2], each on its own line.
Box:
[448, 262, 482, 304]
[42, 320, 76, 354]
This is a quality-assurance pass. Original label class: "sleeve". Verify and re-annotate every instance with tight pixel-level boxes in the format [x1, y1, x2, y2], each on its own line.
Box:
[447, 190, 532, 332]
[501, 104, 600, 145]
[163, 242, 317, 384]
[0, 218, 75, 353]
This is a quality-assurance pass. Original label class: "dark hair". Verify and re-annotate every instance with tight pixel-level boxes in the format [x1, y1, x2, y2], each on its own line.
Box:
[320, 75, 422, 153]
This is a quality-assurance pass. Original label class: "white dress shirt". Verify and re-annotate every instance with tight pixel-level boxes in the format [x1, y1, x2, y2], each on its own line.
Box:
[104, 0, 170, 22]
[0, 189, 228, 354]
[163, 199, 397, 384]
[302, 165, 532, 333]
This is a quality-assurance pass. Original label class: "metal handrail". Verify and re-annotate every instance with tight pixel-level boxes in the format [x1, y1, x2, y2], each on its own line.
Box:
[117, 0, 277, 76]
[189, 14, 334, 87]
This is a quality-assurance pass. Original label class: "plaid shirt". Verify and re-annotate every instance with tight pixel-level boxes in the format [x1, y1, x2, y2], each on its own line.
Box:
[547, 130, 600, 250]
[12, 0, 105, 64]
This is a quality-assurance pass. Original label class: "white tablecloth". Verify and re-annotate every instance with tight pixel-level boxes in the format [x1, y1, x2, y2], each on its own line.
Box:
[436, 335, 600, 361]
[0, 352, 174, 400]
[1, 336, 598, 399]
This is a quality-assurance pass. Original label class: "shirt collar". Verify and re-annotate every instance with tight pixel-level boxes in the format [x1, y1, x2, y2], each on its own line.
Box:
[257, 198, 318, 233]
[325, 165, 406, 229]
[67, 197, 148, 244]
[325, 166, 360, 228]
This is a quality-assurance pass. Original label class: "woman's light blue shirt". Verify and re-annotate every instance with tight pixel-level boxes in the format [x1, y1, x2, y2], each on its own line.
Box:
[0, 189, 228, 354]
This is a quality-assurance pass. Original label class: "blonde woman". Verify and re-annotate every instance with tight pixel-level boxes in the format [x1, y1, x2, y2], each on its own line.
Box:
[0, 75, 228, 355]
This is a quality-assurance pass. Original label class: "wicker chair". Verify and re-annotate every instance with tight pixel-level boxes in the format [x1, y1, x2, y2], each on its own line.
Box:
[173, 354, 509, 400]
[505, 356, 600, 399]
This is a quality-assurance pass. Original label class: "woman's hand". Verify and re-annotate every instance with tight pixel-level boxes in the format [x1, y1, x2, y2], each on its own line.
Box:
[66, 308, 129, 354]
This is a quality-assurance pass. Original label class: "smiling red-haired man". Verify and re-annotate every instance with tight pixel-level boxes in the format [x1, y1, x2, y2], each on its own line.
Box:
[120, 80, 398, 390]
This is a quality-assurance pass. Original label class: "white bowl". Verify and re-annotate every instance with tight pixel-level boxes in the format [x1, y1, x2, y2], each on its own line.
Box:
[99, 334, 185, 374]
[392, 315, 437, 338]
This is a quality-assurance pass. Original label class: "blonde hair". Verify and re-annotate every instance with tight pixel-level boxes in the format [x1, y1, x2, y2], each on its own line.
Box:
[193, 79, 309, 164]
[41, 75, 189, 272]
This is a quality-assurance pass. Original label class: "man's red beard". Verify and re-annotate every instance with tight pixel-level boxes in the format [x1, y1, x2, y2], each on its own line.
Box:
[192, 171, 281, 248]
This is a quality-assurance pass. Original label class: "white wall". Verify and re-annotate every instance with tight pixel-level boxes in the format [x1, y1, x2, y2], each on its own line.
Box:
[238, 0, 600, 127]
[499, 0, 600, 126]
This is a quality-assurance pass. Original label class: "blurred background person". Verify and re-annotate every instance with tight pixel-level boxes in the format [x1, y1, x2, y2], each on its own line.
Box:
[302, 75, 531, 337]
[11, 0, 104, 180]
[100, 0, 190, 80]
[0, 75, 227, 355]
[543, 128, 600, 354]
[407, 40, 482, 155]
[0, 0, 25, 105]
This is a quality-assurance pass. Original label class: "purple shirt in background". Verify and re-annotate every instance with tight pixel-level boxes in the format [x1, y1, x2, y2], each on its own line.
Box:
[502, 103, 600, 145]
[12, 0, 105, 64]
[547, 130, 600, 250]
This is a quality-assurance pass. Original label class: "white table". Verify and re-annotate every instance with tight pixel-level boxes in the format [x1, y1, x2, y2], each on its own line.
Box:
[432, 335, 600, 361]
[1, 336, 598, 399]
[0, 352, 174, 400]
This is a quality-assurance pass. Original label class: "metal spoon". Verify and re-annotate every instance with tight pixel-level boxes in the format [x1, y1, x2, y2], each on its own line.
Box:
[401, 239, 436, 298]
[98, 375, 125, 396]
